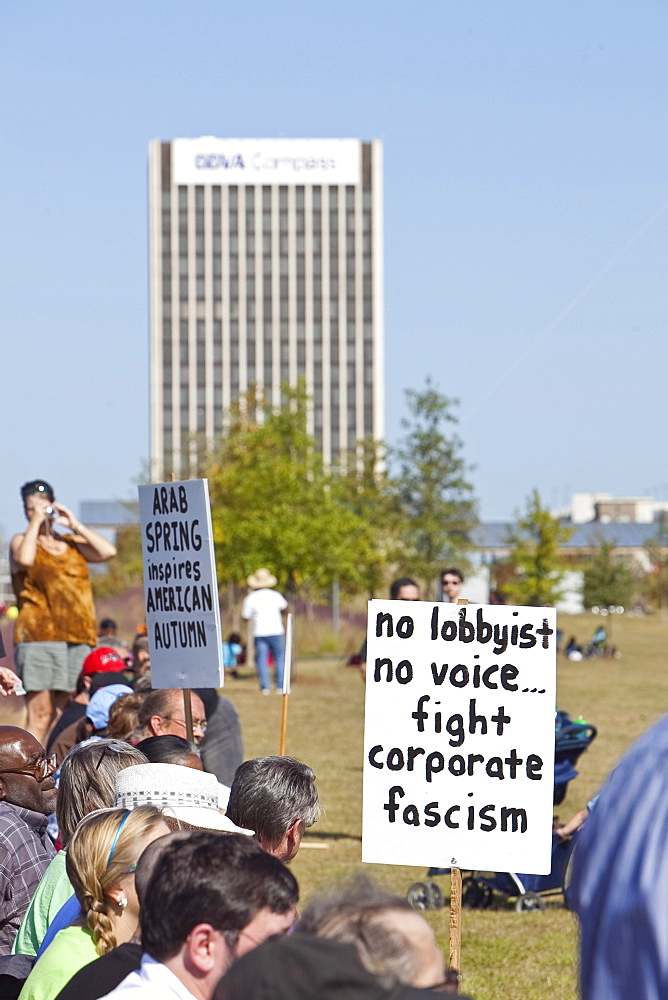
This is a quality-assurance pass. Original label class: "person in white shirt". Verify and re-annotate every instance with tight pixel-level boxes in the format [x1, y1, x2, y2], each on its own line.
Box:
[99, 830, 298, 1000]
[241, 569, 288, 695]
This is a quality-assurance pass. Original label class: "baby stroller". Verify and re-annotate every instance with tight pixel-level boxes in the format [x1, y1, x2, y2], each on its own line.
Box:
[406, 711, 596, 912]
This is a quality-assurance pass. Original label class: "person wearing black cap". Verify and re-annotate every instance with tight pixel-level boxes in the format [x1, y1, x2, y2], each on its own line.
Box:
[10, 479, 117, 743]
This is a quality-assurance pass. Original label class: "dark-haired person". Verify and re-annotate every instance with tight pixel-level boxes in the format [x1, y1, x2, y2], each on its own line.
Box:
[10, 480, 116, 743]
[135, 735, 202, 770]
[98, 831, 298, 999]
[389, 577, 419, 601]
[441, 568, 464, 603]
[357, 578, 419, 679]
[226, 756, 320, 862]
[0, 726, 57, 954]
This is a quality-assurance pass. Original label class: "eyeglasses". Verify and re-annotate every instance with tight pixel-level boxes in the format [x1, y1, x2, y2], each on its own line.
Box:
[0, 754, 57, 782]
[161, 716, 207, 734]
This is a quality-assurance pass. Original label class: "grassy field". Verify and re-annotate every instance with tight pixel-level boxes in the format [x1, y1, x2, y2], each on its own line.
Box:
[217, 611, 668, 1000]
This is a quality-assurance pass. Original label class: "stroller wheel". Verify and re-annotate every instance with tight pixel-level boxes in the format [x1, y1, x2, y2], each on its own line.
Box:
[462, 877, 487, 909]
[407, 882, 431, 910]
[427, 881, 444, 909]
[515, 891, 546, 913]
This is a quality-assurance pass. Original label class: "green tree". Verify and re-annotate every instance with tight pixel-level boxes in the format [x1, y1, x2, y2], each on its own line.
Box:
[582, 535, 635, 610]
[392, 378, 477, 597]
[206, 383, 387, 596]
[504, 490, 573, 606]
[643, 513, 668, 612]
[91, 521, 143, 599]
[334, 437, 397, 597]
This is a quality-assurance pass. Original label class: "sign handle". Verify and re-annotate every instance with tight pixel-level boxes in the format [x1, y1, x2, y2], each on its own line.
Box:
[279, 614, 294, 755]
[183, 688, 194, 743]
[449, 867, 462, 974]
[448, 598, 468, 976]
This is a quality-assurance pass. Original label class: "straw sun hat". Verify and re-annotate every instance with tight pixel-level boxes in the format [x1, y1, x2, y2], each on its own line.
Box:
[114, 763, 253, 835]
[247, 568, 277, 590]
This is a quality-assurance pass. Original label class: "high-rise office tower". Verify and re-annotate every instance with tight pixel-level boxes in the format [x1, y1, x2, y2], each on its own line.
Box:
[148, 137, 384, 479]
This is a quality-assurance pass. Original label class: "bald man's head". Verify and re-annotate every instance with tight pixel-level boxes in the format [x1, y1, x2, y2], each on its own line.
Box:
[0, 727, 57, 815]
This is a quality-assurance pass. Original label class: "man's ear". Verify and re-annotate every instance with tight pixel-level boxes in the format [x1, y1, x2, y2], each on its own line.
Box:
[285, 818, 305, 854]
[0, 778, 8, 803]
[149, 715, 164, 737]
[186, 924, 229, 976]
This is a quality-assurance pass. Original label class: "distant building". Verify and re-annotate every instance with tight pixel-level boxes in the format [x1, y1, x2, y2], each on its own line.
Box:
[148, 137, 384, 479]
[473, 492, 668, 613]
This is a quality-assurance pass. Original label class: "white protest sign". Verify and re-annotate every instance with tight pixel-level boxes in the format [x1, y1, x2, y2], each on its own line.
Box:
[138, 480, 224, 689]
[363, 601, 557, 875]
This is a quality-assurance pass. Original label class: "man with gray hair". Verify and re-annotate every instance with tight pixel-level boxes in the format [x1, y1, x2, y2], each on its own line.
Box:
[225, 756, 320, 862]
[295, 875, 452, 992]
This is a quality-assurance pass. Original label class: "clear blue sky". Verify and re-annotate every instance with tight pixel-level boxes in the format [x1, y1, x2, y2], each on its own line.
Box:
[2, 0, 667, 539]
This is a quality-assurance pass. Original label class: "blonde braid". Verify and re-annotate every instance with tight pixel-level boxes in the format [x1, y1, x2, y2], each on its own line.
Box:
[84, 894, 118, 955]
[66, 806, 165, 957]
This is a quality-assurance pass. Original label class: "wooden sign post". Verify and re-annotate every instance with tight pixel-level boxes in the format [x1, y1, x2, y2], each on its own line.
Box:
[279, 613, 294, 756]
[448, 599, 468, 976]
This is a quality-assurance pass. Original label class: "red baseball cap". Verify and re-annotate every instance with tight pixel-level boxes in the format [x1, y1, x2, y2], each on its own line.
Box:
[82, 646, 128, 677]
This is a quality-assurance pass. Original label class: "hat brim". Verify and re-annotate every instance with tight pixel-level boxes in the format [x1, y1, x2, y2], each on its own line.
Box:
[247, 574, 277, 589]
[162, 806, 254, 835]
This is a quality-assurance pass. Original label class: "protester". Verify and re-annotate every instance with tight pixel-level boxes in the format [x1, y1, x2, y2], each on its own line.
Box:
[13, 740, 147, 958]
[104, 695, 147, 742]
[135, 736, 201, 770]
[241, 569, 288, 694]
[131, 690, 207, 744]
[226, 756, 320, 861]
[222, 633, 242, 676]
[18, 806, 169, 1000]
[357, 578, 419, 677]
[215, 935, 468, 1000]
[98, 831, 298, 999]
[0, 727, 57, 954]
[10, 480, 117, 743]
[569, 712, 668, 1000]
[441, 568, 464, 603]
[296, 876, 449, 990]
[193, 688, 243, 787]
[129, 636, 150, 677]
[51, 685, 133, 765]
[134, 738, 234, 809]
[45, 648, 130, 754]
[98, 620, 118, 641]
[389, 578, 420, 601]
[113, 763, 251, 835]
[52, 833, 192, 1000]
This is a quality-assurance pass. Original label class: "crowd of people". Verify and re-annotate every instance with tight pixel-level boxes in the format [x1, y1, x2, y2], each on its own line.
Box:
[10, 476, 665, 998]
[0, 479, 465, 998]
[0, 710, 463, 1000]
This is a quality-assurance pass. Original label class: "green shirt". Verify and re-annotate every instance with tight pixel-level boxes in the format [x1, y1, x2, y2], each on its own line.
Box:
[18, 925, 98, 1000]
[12, 852, 73, 957]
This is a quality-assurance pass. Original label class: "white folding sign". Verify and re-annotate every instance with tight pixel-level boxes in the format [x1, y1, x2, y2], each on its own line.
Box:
[363, 601, 557, 875]
[139, 479, 224, 689]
